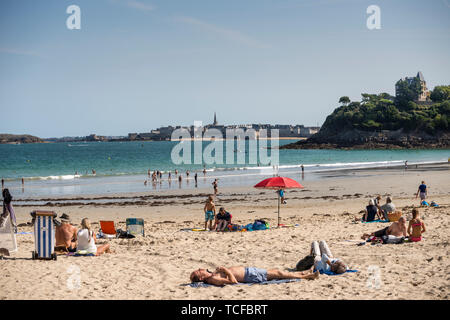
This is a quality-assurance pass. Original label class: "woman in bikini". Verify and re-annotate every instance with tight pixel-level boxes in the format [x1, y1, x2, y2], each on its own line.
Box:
[407, 208, 426, 242]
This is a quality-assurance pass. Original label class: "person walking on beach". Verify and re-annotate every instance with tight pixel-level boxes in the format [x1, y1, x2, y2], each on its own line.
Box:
[194, 173, 198, 186]
[1, 178, 4, 191]
[203, 168, 206, 176]
[204, 195, 216, 231]
[0, 189, 17, 233]
[301, 164, 304, 173]
[416, 181, 427, 204]
[190, 265, 318, 286]
[408, 208, 426, 242]
[212, 179, 218, 195]
[404, 161, 408, 170]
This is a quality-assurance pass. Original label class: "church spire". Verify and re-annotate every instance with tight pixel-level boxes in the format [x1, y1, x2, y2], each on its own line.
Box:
[213, 112, 218, 125]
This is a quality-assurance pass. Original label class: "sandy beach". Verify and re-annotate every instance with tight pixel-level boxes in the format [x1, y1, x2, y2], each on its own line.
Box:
[1, 164, 449, 300]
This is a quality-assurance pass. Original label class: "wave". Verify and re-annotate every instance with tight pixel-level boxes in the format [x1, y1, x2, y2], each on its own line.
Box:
[3, 159, 448, 182]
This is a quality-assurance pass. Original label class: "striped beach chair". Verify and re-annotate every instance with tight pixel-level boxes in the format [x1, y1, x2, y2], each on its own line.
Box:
[31, 211, 57, 260]
[126, 218, 145, 237]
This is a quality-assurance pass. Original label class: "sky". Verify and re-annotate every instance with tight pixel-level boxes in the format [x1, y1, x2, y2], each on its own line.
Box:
[0, 0, 449, 138]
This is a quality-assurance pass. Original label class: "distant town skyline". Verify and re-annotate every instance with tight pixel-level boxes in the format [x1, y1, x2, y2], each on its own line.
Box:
[1, 0, 449, 137]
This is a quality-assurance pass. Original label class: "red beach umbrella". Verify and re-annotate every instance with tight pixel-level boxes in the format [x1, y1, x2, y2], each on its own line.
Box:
[254, 177, 304, 227]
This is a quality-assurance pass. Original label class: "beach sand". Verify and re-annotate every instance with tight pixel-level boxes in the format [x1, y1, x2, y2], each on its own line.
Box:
[1, 164, 449, 300]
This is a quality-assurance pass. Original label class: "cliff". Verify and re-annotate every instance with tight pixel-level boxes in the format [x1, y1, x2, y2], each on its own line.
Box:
[0, 134, 44, 144]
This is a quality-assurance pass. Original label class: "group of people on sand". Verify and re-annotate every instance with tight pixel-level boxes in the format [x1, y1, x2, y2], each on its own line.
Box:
[361, 208, 426, 243]
[190, 239, 347, 285]
[55, 214, 111, 256]
[204, 195, 230, 231]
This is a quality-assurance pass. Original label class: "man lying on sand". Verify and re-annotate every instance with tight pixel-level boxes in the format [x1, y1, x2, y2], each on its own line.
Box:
[190, 266, 319, 286]
[361, 216, 407, 240]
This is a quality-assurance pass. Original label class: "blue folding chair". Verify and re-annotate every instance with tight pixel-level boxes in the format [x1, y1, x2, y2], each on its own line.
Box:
[126, 218, 145, 237]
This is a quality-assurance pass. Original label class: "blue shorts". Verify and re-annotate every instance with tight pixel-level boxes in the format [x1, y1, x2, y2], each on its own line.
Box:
[243, 267, 267, 283]
[205, 211, 215, 221]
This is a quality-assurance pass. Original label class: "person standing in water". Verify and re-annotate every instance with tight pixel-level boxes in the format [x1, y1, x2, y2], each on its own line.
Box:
[212, 179, 218, 195]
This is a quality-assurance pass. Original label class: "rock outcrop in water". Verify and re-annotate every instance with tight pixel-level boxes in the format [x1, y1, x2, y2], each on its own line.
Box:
[0, 134, 44, 144]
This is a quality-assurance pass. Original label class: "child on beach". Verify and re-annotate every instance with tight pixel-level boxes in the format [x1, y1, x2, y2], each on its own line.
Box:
[408, 208, 426, 242]
[204, 195, 216, 231]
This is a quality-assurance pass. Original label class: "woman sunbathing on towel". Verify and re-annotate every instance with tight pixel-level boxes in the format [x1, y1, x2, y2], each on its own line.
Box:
[190, 266, 319, 286]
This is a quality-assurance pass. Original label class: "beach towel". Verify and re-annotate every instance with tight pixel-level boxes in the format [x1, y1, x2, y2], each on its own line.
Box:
[187, 279, 301, 288]
[361, 219, 389, 223]
[317, 269, 358, 276]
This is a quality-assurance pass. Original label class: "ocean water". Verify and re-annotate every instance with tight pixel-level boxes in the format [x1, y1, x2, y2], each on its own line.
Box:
[0, 140, 449, 199]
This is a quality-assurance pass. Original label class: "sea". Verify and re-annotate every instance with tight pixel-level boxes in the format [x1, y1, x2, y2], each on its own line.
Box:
[0, 140, 449, 201]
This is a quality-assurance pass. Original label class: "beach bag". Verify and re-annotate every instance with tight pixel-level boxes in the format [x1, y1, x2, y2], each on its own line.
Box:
[295, 254, 315, 271]
[252, 220, 268, 231]
[430, 201, 439, 207]
[116, 229, 135, 239]
[381, 235, 405, 244]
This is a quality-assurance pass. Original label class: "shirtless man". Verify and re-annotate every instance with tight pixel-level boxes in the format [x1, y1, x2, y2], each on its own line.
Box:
[204, 195, 216, 230]
[361, 216, 407, 240]
[55, 213, 78, 252]
[190, 265, 319, 286]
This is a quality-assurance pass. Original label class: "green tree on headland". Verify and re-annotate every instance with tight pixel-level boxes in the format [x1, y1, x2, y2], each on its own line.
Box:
[394, 77, 422, 108]
[338, 96, 350, 106]
[430, 85, 450, 102]
[319, 89, 449, 135]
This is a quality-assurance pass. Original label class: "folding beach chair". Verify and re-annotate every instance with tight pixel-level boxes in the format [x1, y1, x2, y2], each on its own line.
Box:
[31, 210, 57, 260]
[126, 218, 145, 237]
[99, 220, 117, 239]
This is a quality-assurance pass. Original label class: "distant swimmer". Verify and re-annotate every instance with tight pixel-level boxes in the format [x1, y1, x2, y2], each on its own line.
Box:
[168, 172, 172, 180]
[203, 168, 206, 176]
[21, 178, 24, 186]
[92, 169, 96, 175]
[186, 170, 190, 178]
[175, 169, 178, 176]
[1, 178, 4, 190]
[301, 164, 304, 173]
[404, 161, 408, 170]
[194, 173, 198, 184]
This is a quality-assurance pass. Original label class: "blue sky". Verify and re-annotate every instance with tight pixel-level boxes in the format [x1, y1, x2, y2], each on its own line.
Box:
[1, 0, 449, 137]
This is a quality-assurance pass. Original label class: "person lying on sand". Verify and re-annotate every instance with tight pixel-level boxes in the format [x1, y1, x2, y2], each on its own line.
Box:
[311, 240, 347, 274]
[408, 208, 426, 242]
[361, 217, 407, 240]
[55, 214, 78, 252]
[190, 266, 319, 286]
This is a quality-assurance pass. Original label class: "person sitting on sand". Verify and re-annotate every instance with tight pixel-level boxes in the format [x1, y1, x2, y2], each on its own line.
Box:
[77, 218, 111, 256]
[380, 196, 396, 220]
[190, 265, 319, 286]
[416, 181, 427, 205]
[362, 199, 382, 222]
[204, 195, 216, 231]
[55, 213, 78, 252]
[214, 207, 231, 232]
[310, 240, 347, 274]
[361, 216, 407, 240]
[408, 208, 426, 242]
